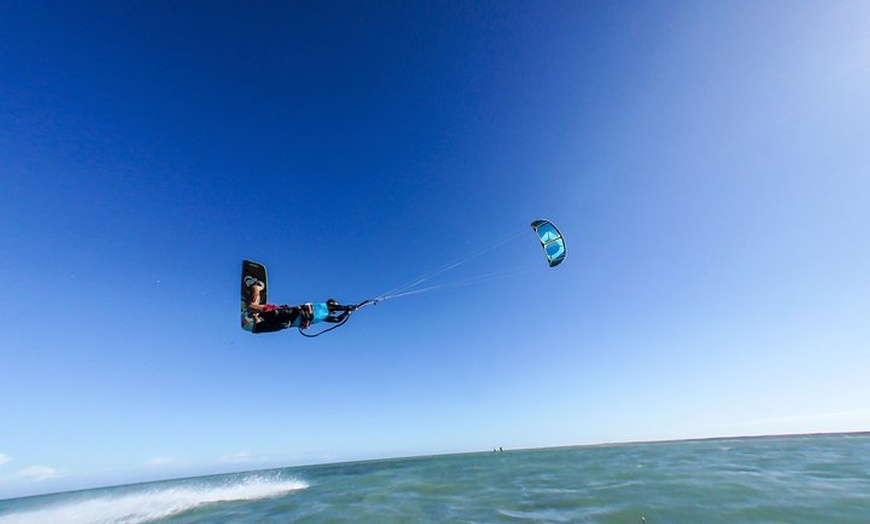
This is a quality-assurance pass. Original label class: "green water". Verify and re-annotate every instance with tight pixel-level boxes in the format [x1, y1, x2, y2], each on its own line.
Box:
[2, 433, 868, 523]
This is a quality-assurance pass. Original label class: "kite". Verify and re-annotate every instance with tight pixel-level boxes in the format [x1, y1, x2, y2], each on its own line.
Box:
[531, 219, 566, 267]
[241, 219, 567, 337]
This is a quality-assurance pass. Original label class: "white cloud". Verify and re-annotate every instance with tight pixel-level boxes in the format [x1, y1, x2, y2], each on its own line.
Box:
[17, 465, 62, 482]
[0, 454, 11, 466]
[219, 451, 256, 464]
[147, 456, 176, 466]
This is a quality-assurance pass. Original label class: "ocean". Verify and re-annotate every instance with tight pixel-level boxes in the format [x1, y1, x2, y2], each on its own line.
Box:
[1, 433, 867, 523]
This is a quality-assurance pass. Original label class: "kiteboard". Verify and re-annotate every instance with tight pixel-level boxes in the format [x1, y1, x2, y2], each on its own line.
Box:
[242, 260, 268, 305]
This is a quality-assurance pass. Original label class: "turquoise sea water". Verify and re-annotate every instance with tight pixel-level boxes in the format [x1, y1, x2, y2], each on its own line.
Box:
[1, 433, 868, 523]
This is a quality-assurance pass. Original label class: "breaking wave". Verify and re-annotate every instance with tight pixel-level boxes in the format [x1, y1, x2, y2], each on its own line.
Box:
[0, 474, 307, 524]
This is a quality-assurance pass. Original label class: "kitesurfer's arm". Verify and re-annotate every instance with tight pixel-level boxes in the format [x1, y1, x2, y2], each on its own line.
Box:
[324, 311, 350, 323]
[323, 299, 354, 323]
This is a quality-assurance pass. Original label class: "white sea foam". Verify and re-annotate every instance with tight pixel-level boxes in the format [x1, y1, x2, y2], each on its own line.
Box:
[0, 475, 308, 524]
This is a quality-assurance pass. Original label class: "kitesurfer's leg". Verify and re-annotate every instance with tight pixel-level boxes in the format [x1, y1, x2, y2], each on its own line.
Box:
[252, 305, 302, 332]
[249, 283, 264, 306]
[252, 319, 285, 333]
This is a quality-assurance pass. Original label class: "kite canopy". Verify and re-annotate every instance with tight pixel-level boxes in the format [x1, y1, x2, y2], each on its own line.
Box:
[531, 219, 566, 267]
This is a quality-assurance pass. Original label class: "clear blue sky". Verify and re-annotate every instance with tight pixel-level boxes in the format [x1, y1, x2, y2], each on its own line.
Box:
[1, 0, 868, 498]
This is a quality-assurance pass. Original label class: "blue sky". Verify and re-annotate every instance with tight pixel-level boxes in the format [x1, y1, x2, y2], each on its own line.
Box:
[1, 0, 868, 498]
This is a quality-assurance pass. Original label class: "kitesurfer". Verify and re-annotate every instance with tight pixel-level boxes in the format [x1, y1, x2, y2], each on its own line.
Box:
[244, 283, 356, 333]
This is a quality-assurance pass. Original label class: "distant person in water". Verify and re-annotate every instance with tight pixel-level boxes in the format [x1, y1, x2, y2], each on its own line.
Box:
[243, 282, 356, 333]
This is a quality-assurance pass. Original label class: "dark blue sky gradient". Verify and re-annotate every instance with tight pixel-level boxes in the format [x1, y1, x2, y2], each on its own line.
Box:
[2, 1, 869, 498]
